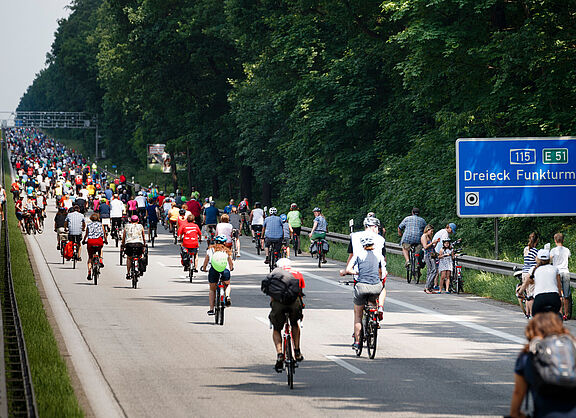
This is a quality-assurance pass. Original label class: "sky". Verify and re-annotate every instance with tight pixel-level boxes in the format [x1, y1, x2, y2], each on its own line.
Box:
[0, 0, 72, 114]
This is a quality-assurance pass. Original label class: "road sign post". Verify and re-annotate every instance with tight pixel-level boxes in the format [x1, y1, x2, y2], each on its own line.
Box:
[457, 137, 576, 217]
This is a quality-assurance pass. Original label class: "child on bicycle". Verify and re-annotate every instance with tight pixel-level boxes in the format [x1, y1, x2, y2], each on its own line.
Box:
[438, 239, 453, 293]
[200, 235, 234, 316]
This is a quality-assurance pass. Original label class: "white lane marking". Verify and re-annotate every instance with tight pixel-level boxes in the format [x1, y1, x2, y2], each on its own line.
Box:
[325, 356, 366, 375]
[255, 316, 271, 327]
[157, 262, 166, 267]
[242, 248, 525, 345]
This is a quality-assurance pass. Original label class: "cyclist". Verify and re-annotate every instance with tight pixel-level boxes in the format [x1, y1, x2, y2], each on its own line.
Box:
[201, 235, 234, 315]
[347, 217, 387, 317]
[340, 236, 386, 351]
[203, 200, 220, 239]
[250, 201, 264, 243]
[266, 258, 305, 372]
[308, 207, 327, 263]
[82, 213, 108, 280]
[64, 205, 86, 261]
[263, 207, 284, 265]
[121, 215, 146, 280]
[397, 207, 426, 267]
[145, 198, 160, 238]
[54, 206, 68, 250]
[135, 191, 147, 222]
[98, 198, 111, 234]
[14, 195, 25, 232]
[223, 199, 236, 214]
[167, 202, 180, 234]
[287, 203, 302, 254]
[127, 194, 138, 217]
[109, 194, 125, 240]
[216, 214, 234, 248]
[184, 195, 202, 230]
[280, 214, 292, 258]
[228, 206, 242, 257]
[238, 197, 250, 235]
[178, 214, 201, 272]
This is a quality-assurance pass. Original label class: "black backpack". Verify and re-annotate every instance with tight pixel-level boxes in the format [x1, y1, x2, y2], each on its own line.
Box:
[530, 334, 576, 397]
[261, 269, 301, 304]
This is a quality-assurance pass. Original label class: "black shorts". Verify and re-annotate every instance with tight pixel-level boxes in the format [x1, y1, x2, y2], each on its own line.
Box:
[87, 245, 103, 258]
[68, 234, 82, 244]
[208, 267, 230, 284]
[269, 298, 303, 332]
[124, 243, 144, 258]
[532, 292, 561, 315]
[265, 237, 283, 250]
[291, 227, 301, 236]
[251, 225, 263, 232]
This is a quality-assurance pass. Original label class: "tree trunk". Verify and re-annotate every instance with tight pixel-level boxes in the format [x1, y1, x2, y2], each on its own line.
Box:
[240, 165, 253, 201]
[212, 175, 219, 199]
[170, 151, 178, 192]
[186, 146, 192, 195]
[262, 182, 272, 207]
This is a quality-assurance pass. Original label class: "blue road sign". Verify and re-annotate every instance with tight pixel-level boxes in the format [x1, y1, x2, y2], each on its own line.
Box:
[457, 137, 576, 217]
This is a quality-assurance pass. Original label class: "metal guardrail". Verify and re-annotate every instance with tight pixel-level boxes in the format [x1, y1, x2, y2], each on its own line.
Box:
[0, 143, 38, 417]
[302, 227, 576, 284]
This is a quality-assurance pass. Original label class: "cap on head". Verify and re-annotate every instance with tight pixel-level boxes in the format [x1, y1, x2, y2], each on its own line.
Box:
[276, 258, 291, 268]
[537, 249, 550, 260]
[449, 223, 457, 232]
[131, 215, 139, 222]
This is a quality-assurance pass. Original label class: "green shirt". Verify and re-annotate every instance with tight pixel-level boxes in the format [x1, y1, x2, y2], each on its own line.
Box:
[287, 210, 302, 228]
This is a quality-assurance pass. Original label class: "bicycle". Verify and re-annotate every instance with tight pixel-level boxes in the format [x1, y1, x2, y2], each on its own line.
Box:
[127, 254, 141, 289]
[58, 230, 68, 264]
[205, 225, 216, 249]
[269, 243, 282, 272]
[91, 252, 101, 285]
[406, 244, 422, 284]
[449, 240, 464, 294]
[71, 241, 80, 270]
[184, 247, 198, 283]
[282, 312, 298, 389]
[291, 231, 300, 257]
[111, 220, 122, 247]
[24, 213, 36, 235]
[119, 245, 125, 265]
[231, 230, 239, 260]
[149, 222, 157, 248]
[214, 273, 226, 325]
[311, 237, 326, 268]
[254, 230, 263, 255]
[240, 213, 250, 236]
[172, 221, 179, 245]
[355, 299, 380, 359]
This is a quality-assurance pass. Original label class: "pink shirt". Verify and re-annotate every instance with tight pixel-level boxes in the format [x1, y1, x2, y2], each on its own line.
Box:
[127, 200, 138, 211]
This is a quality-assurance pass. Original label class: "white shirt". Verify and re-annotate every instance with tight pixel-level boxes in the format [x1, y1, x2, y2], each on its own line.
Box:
[124, 223, 144, 244]
[135, 195, 147, 208]
[251, 208, 264, 225]
[216, 223, 233, 244]
[350, 230, 386, 259]
[530, 264, 560, 296]
[432, 229, 450, 254]
[110, 199, 124, 218]
[550, 246, 571, 273]
[80, 189, 89, 200]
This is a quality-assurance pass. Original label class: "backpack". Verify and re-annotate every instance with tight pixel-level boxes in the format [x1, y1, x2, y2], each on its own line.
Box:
[309, 241, 318, 254]
[63, 241, 74, 260]
[530, 334, 576, 397]
[261, 269, 301, 304]
[321, 239, 330, 253]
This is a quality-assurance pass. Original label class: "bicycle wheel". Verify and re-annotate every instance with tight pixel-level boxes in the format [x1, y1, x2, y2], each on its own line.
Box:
[317, 246, 322, 268]
[132, 270, 138, 289]
[356, 321, 364, 357]
[367, 320, 378, 359]
[219, 299, 225, 325]
[285, 335, 294, 389]
[256, 238, 261, 255]
[120, 248, 124, 265]
[189, 264, 194, 283]
[406, 257, 412, 284]
[215, 287, 221, 325]
[150, 229, 155, 248]
[115, 232, 119, 247]
[232, 240, 237, 261]
[93, 265, 99, 285]
[73, 248, 77, 269]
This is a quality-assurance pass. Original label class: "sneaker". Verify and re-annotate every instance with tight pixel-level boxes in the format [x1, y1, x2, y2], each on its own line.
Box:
[126, 274, 131, 280]
[57, 243, 60, 250]
[99, 259, 104, 268]
[237, 254, 241, 258]
[322, 258, 327, 264]
[294, 349, 304, 362]
[225, 296, 231, 307]
[264, 258, 270, 264]
[405, 261, 410, 267]
[87, 273, 92, 280]
[563, 314, 568, 321]
[434, 286, 440, 291]
[252, 238, 255, 243]
[207, 310, 215, 316]
[298, 249, 302, 254]
[184, 265, 190, 271]
[275, 353, 285, 373]
[352, 342, 360, 351]
[193, 268, 198, 273]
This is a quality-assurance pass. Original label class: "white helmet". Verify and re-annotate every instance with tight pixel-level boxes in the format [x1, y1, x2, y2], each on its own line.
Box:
[276, 258, 291, 268]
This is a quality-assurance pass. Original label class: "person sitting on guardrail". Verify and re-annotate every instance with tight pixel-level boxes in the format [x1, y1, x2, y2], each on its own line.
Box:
[550, 233, 572, 321]
[398, 207, 426, 267]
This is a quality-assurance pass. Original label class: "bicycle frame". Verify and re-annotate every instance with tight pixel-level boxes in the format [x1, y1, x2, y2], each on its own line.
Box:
[282, 312, 296, 389]
[214, 276, 226, 325]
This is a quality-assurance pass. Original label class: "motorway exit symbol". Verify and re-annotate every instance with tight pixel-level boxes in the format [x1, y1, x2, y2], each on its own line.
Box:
[456, 137, 576, 217]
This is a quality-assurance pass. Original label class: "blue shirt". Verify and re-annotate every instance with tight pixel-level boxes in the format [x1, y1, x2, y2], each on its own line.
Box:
[314, 215, 327, 232]
[99, 203, 111, 218]
[104, 189, 113, 200]
[398, 215, 426, 245]
[223, 204, 236, 214]
[263, 215, 284, 239]
[146, 204, 159, 222]
[204, 206, 219, 225]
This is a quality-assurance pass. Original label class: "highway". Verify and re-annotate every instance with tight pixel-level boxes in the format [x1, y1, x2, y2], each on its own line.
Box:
[23, 204, 565, 417]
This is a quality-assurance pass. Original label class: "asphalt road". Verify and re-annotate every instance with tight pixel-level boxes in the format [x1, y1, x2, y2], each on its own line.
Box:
[24, 205, 557, 417]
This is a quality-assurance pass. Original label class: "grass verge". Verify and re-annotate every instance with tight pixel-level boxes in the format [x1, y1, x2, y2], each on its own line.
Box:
[317, 236, 576, 318]
[4, 167, 83, 416]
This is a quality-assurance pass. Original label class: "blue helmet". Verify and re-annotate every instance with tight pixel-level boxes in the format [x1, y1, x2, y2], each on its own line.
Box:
[280, 214, 287, 222]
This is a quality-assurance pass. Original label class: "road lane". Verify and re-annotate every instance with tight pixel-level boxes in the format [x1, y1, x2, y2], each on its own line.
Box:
[25, 205, 555, 417]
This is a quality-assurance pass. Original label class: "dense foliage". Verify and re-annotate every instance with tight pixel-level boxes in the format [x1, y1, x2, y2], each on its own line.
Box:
[18, 0, 576, 256]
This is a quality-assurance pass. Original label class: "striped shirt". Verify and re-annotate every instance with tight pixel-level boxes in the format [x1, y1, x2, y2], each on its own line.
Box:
[65, 212, 85, 236]
[523, 246, 539, 273]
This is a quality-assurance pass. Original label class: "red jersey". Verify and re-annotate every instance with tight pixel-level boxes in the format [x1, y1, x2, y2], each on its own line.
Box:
[186, 199, 202, 219]
[157, 195, 165, 207]
[178, 223, 201, 248]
